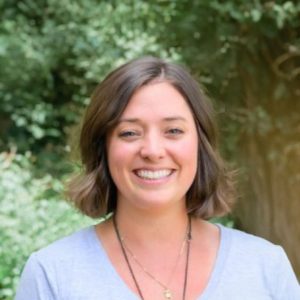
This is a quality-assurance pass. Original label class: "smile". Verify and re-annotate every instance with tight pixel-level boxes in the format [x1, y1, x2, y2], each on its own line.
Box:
[135, 169, 173, 180]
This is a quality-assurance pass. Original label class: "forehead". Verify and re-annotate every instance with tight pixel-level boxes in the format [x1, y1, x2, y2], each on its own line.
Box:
[120, 82, 194, 121]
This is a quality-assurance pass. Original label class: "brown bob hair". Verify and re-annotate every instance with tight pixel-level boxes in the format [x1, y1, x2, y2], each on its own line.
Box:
[67, 56, 234, 219]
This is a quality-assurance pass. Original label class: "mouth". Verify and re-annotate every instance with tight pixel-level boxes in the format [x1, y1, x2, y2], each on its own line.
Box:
[134, 169, 174, 180]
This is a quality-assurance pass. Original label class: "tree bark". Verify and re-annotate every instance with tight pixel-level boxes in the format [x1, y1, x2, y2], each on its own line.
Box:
[234, 108, 300, 278]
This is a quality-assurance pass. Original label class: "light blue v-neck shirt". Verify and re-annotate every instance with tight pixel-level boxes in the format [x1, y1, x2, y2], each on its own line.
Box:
[15, 224, 300, 300]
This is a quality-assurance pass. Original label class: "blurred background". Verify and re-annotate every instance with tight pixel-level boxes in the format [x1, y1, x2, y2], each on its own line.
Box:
[0, 1, 299, 298]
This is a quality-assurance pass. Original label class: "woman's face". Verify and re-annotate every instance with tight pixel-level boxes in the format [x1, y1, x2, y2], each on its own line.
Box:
[106, 81, 198, 213]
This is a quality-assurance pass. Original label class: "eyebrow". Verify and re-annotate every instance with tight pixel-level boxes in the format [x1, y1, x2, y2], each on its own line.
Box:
[118, 116, 187, 124]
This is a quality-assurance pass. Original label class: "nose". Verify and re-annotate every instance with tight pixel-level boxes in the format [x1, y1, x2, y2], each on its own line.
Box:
[140, 132, 165, 161]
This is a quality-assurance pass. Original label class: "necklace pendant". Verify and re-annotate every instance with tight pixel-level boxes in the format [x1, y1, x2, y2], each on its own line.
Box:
[163, 289, 172, 299]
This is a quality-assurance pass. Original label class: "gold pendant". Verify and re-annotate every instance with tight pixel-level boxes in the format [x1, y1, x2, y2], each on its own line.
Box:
[163, 289, 172, 299]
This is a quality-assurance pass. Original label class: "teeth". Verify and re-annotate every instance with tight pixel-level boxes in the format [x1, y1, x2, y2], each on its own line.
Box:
[136, 169, 172, 180]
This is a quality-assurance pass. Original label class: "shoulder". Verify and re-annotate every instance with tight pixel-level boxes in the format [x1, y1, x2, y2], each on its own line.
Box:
[15, 226, 114, 299]
[218, 225, 300, 298]
[16, 226, 100, 298]
[33, 226, 97, 266]
[219, 225, 291, 272]
[218, 225, 291, 278]
[220, 225, 281, 257]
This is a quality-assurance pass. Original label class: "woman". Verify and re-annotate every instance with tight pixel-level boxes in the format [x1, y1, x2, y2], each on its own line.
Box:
[15, 57, 299, 300]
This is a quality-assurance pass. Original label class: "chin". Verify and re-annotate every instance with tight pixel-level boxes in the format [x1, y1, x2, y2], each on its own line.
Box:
[131, 193, 185, 211]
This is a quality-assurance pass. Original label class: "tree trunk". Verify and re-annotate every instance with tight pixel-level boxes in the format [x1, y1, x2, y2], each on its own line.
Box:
[234, 111, 300, 278]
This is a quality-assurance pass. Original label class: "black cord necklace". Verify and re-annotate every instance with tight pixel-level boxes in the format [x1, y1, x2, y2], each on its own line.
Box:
[113, 215, 192, 300]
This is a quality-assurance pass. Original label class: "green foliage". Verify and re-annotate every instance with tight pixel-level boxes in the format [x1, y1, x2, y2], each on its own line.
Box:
[0, 0, 177, 153]
[160, 0, 300, 162]
[210, 216, 235, 228]
[162, 0, 300, 95]
[0, 152, 93, 299]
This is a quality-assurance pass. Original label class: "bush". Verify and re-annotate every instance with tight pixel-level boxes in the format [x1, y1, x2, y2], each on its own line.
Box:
[0, 151, 92, 300]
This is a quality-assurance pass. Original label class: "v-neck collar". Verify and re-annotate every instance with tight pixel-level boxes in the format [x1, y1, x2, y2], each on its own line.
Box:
[90, 223, 232, 300]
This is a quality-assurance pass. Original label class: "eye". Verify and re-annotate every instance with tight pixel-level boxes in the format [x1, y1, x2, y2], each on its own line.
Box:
[167, 128, 184, 135]
[118, 130, 140, 138]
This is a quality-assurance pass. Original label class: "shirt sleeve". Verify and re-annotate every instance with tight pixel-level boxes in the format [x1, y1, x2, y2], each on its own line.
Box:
[272, 246, 300, 300]
[14, 253, 58, 300]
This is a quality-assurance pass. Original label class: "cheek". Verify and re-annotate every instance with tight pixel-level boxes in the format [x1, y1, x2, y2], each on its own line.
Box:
[106, 140, 121, 180]
[107, 140, 135, 172]
[107, 146, 124, 189]
[178, 135, 198, 159]
[181, 140, 198, 160]
[178, 135, 198, 177]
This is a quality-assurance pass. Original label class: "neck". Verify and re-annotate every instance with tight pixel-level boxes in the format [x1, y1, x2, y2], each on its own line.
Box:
[112, 210, 192, 300]
[114, 203, 189, 246]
